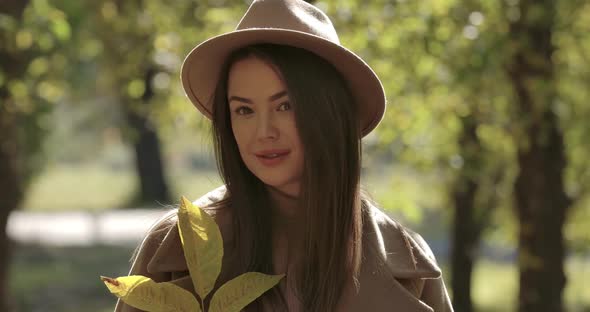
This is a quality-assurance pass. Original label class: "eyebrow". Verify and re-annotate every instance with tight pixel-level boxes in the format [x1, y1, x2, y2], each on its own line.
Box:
[228, 90, 288, 105]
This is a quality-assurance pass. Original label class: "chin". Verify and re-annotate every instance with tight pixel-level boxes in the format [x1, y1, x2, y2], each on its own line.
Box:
[258, 175, 291, 188]
[243, 158, 301, 194]
[264, 179, 300, 196]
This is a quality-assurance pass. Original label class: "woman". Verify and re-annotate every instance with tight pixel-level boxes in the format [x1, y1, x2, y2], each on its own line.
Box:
[115, 0, 453, 311]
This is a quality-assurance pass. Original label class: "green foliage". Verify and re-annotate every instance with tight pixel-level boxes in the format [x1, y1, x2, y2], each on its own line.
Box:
[325, 0, 589, 250]
[0, 0, 72, 190]
[6, 0, 584, 249]
[6, 0, 590, 297]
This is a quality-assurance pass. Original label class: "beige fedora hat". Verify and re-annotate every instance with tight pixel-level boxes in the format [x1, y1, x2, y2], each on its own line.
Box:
[181, 0, 386, 137]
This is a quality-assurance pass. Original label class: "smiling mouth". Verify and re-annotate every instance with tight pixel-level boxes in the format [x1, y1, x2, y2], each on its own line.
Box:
[255, 150, 291, 158]
[255, 151, 290, 166]
[258, 152, 288, 159]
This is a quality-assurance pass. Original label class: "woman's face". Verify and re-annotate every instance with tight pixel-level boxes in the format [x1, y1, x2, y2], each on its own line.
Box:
[227, 56, 304, 197]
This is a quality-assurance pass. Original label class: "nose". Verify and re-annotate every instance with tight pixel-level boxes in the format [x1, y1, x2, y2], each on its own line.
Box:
[255, 112, 279, 141]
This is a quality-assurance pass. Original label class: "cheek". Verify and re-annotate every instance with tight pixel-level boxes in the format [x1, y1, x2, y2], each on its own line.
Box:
[294, 142, 305, 170]
[284, 122, 305, 169]
[232, 125, 245, 151]
[231, 121, 252, 161]
[286, 120, 303, 151]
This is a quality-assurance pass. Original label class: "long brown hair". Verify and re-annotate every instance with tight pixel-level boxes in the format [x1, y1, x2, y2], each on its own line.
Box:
[210, 44, 369, 311]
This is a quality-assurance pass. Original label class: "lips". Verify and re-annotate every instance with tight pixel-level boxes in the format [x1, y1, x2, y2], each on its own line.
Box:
[255, 149, 290, 158]
[255, 149, 291, 167]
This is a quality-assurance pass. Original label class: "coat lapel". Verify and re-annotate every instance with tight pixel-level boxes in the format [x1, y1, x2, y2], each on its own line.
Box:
[340, 205, 441, 311]
[364, 205, 441, 279]
[147, 224, 187, 274]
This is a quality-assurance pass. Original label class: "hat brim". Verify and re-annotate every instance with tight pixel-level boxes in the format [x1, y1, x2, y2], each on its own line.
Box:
[180, 28, 386, 137]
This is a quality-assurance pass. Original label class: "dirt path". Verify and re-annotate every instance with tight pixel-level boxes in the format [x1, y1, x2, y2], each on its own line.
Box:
[7, 209, 168, 246]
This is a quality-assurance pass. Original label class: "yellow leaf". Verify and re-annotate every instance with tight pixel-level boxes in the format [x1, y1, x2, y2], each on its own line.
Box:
[178, 196, 223, 300]
[208, 272, 285, 312]
[101, 275, 201, 312]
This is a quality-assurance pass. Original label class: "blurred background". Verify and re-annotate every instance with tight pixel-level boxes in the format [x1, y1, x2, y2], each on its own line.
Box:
[1, 0, 589, 311]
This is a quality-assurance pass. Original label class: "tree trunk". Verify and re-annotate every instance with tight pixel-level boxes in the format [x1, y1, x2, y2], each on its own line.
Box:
[513, 112, 569, 312]
[0, 1, 30, 310]
[92, 1, 172, 207]
[450, 178, 477, 312]
[124, 67, 171, 206]
[506, 1, 570, 311]
[450, 115, 485, 312]
[0, 99, 24, 312]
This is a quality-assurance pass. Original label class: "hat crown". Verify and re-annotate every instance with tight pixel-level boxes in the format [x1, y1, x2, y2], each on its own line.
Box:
[236, 0, 340, 44]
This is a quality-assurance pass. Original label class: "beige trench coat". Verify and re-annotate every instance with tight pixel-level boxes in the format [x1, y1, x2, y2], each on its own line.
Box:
[114, 186, 454, 312]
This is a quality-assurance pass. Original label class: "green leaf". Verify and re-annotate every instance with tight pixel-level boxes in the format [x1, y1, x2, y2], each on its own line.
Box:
[50, 18, 71, 41]
[101, 275, 201, 312]
[177, 196, 223, 300]
[208, 272, 285, 312]
[126, 79, 145, 99]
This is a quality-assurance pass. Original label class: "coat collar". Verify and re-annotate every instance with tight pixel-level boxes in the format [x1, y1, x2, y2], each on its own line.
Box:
[144, 186, 442, 311]
[147, 186, 231, 274]
[362, 205, 441, 279]
[147, 185, 441, 281]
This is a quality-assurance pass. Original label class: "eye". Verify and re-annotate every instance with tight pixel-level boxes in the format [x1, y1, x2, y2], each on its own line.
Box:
[278, 102, 291, 111]
[234, 106, 253, 115]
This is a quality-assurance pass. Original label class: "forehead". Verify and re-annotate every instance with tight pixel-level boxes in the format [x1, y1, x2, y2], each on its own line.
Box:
[227, 56, 286, 98]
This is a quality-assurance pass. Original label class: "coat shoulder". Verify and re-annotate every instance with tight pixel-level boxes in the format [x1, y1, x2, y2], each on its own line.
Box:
[137, 183, 231, 249]
[363, 202, 442, 278]
[363, 202, 454, 311]
[128, 209, 177, 265]
[129, 185, 233, 274]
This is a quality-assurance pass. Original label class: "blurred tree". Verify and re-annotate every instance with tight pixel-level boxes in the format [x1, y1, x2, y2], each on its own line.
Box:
[555, 0, 590, 256]
[0, 0, 70, 309]
[327, 1, 512, 310]
[0, 65, 23, 312]
[84, 0, 172, 206]
[504, 0, 572, 310]
[328, 0, 589, 311]
[38, 0, 248, 209]
[0, 1, 27, 306]
[80, 0, 246, 205]
[449, 115, 485, 312]
[450, 115, 505, 312]
[435, 3, 514, 310]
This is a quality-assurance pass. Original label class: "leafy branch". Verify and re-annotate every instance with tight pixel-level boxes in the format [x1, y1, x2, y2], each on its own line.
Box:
[101, 197, 284, 312]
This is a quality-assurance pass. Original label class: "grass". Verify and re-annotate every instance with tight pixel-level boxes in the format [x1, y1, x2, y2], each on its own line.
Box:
[470, 259, 590, 311]
[565, 257, 590, 311]
[8, 244, 134, 312]
[472, 260, 517, 311]
[21, 163, 222, 211]
[22, 164, 136, 211]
